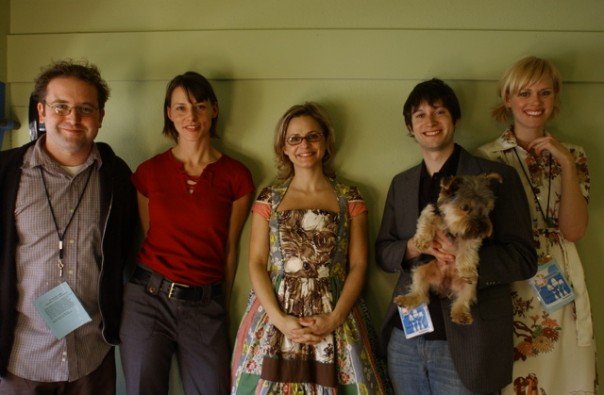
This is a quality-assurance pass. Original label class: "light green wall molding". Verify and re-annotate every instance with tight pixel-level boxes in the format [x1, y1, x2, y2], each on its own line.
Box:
[7, 30, 604, 83]
[9, 0, 604, 33]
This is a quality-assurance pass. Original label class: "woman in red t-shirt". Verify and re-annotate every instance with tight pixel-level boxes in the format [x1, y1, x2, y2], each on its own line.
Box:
[120, 72, 254, 395]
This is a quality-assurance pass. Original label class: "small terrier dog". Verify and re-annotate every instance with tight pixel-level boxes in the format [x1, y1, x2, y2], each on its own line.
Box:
[394, 173, 502, 325]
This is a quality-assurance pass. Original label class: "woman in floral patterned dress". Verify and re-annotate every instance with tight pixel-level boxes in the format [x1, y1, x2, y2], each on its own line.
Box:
[477, 56, 596, 394]
[231, 102, 387, 394]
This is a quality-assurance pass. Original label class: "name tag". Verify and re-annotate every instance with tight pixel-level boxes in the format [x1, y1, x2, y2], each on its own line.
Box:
[397, 304, 434, 339]
[34, 282, 92, 339]
[529, 259, 575, 313]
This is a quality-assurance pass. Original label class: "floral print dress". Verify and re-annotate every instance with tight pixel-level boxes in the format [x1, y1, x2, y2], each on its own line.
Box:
[231, 180, 387, 394]
[478, 129, 596, 395]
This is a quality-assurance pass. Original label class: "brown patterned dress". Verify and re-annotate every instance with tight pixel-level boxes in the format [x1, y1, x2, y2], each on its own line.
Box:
[231, 180, 387, 394]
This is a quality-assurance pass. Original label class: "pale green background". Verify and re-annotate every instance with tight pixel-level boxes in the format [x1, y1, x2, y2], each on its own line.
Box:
[1, 2, 603, 394]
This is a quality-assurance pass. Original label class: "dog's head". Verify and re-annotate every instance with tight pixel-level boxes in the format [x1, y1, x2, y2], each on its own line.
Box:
[437, 173, 502, 240]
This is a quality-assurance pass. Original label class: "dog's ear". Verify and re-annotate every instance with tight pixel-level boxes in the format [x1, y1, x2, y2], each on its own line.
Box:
[484, 172, 503, 184]
[440, 175, 461, 196]
[484, 172, 503, 190]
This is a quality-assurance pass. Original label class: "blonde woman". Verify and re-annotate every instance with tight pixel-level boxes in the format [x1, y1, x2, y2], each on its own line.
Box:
[231, 102, 387, 394]
[477, 56, 596, 394]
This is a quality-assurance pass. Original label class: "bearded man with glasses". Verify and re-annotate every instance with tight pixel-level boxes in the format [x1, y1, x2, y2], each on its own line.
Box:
[0, 59, 136, 394]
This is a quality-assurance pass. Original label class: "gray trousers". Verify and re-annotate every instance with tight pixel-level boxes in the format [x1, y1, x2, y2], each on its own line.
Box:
[119, 282, 229, 395]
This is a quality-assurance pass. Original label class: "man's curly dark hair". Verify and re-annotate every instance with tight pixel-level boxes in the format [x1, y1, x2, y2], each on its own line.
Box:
[33, 59, 110, 109]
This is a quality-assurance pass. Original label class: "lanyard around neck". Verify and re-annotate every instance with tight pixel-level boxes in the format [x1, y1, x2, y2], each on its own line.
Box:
[39, 165, 94, 275]
[512, 147, 555, 228]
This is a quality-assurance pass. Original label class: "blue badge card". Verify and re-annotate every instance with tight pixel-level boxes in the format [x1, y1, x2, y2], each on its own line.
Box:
[397, 304, 434, 339]
[34, 282, 92, 339]
[529, 260, 575, 313]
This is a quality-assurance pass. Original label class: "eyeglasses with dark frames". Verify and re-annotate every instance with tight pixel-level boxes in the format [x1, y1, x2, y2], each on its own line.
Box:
[44, 102, 99, 117]
[286, 132, 324, 146]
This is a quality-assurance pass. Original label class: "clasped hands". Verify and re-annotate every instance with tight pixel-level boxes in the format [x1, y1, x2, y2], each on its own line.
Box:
[275, 312, 341, 345]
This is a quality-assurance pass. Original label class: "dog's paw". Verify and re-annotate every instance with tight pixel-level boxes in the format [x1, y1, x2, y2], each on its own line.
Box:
[451, 302, 473, 325]
[414, 235, 431, 252]
[458, 268, 478, 283]
[451, 310, 473, 325]
[393, 294, 426, 309]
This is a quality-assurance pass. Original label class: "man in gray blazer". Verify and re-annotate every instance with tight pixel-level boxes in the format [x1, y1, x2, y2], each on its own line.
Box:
[376, 78, 537, 394]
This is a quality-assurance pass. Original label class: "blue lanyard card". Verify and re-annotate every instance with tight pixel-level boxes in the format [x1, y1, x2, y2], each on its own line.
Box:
[34, 282, 92, 339]
[397, 304, 434, 339]
[529, 259, 575, 313]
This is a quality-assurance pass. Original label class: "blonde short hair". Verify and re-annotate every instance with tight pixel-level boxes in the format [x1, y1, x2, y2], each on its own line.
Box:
[273, 102, 336, 181]
[492, 56, 561, 123]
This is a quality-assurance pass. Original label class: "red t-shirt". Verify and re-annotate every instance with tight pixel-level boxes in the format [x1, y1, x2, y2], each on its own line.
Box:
[133, 149, 254, 285]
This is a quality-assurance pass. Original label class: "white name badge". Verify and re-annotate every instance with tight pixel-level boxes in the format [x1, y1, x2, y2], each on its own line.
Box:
[397, 304, 434, 339]
[34, 282, 92, 339]
[529, 259, 575, 313]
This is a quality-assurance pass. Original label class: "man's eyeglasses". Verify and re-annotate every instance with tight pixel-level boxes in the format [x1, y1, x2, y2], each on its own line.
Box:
[286, 132, 323, 146]
[44, 102, 99, 117]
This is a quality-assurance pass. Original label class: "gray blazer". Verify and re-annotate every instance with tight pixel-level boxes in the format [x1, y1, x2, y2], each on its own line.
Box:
[376, 147, 537, 394]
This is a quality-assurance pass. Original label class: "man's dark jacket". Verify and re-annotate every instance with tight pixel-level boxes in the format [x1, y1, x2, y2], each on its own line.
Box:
[0, 140, 137, 376]
[376, 147, 538, 393]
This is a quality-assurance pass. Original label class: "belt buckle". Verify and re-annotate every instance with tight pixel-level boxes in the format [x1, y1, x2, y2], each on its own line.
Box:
[167, 281, 189, 299]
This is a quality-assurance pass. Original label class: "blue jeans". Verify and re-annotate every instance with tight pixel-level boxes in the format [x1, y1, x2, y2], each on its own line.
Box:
[387, 327, 487, 395]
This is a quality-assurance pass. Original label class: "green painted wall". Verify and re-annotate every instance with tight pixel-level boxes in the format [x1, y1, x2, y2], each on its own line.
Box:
[5, 2, 604, 393]
[0, 0, 7, 79]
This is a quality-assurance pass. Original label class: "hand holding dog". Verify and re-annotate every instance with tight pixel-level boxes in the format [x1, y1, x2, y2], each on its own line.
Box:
[408, 229, 457, 266]
[432, 229, 458, 269]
